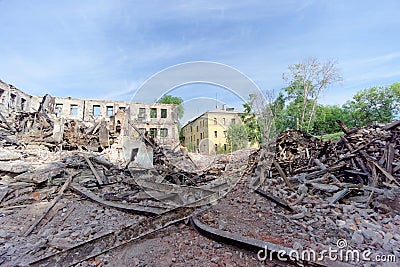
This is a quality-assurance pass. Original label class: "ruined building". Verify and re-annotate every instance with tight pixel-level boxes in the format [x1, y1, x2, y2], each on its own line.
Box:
[0, 79, 179, 146]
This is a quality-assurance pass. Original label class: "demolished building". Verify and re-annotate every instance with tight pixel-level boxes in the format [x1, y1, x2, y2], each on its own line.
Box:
[0, 79, 179, 148]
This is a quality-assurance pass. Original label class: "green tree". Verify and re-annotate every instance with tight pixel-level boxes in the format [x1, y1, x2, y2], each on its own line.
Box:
[187, 143, 194, 153]
[313, 105, 346, 134]
[283, 58, 341, 131]
[241, 94, 261, 145]
[158, 95, 185, 143]
[226, 124, 248, 152]
[158, 95, 184, 119]
[276, 86, 315, 132]
[268, 91, 286, 134]
[271, 90, 348, 135]
[342, 83, 400, 127]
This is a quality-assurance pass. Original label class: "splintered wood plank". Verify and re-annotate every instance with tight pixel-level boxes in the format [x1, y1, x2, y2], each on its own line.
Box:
[69, 183, 165, 215]
[14, 167, 63, 184]
[383, 120, 400, 130]
[273, 161, 293, 190]
[386, 143, 395, 174]
[84, 156, 103, 185]
[29, 205, 202, 266]
[255, 188, 294, 212]
[372, 161, 400, 187]
[24, 172, 78, 237]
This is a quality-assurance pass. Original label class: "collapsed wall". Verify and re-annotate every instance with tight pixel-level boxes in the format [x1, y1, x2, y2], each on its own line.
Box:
[0, 79, 180, 166]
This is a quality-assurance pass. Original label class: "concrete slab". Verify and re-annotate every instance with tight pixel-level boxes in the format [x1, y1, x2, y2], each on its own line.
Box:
[52, 117, 64, 143]
[123, 137, 153, 169]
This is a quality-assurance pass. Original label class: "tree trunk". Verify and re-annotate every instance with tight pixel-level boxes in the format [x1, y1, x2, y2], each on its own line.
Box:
[300, 83, 309, 128]
[306, 86, 323, 131]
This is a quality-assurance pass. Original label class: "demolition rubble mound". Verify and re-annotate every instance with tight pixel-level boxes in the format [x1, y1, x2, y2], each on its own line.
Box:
[0, 108, 252, 266]
[1, 109, 399, 266]
[233, 120, 400, 265]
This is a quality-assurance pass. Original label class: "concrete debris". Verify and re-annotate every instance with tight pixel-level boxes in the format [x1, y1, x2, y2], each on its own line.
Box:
[1, 96, 399, 266]
[234, 119, 400, 265]
[0, 96, 241, 266]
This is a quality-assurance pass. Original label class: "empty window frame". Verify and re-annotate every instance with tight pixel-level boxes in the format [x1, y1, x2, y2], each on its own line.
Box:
[10, 94, 16, 107]
[0, 89, 4, 103]
[214, 118, 217, 125]
[138, 108, 146, 118]
[55, 103, 63, 114]
[160, 128, 168, 137]
[119, 106, 126, 111]
[21, 98, 26, 110]
[214, 131, 218, 138]
[231, 118, 236, 124]
[93, 105, 101, 116]
[150, 128, 157, 138]
[70, 104, 78, 116]
[150, 108, 157, 118]
[222, 118, 226, 125]
[161, 108, 167, 118]
[107, 106, 114, 117]
[116, 120, 122, 133]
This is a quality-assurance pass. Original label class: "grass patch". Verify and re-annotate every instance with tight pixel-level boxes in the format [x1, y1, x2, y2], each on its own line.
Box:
[319, 132, 343, 141]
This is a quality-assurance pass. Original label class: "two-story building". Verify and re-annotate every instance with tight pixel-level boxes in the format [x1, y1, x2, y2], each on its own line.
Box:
[181, 105, 243, 154]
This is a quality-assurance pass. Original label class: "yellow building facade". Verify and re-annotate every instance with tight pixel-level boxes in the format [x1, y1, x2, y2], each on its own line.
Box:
[181, 107, 243, 154]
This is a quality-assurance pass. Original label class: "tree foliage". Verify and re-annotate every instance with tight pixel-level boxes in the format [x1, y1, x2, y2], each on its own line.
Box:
[241, 94, 261, 145]
[226, 123, 248, 152]
[271, 92, 349, 135]
[313, 105, 346, 134]
[270, 81, 400, 135]
[283, 58, 341, 131]
[240, 60, 399, 138]
[342, 83, 400, 127]
[158, 95, 184, 119]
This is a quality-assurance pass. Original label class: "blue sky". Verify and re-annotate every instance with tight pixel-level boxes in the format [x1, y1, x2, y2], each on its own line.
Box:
[1, 0, 400, 122]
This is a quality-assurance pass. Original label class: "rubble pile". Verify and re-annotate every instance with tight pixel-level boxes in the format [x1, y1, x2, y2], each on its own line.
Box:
[274, 129, 326, 175]
[0, 108, 243, 266]
[153, 146, 214, 186]
[250, 120, 400, 202]
[238, 120, 400, 264]
[1, 113, 115, 153]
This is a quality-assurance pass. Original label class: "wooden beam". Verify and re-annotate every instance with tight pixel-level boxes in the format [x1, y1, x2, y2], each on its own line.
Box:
[24, 172, 78, 236]
[84, 156, 103, 185]
[273, 161, 293, 190]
